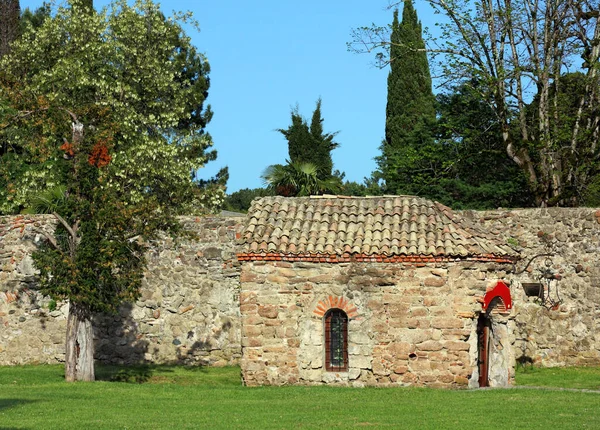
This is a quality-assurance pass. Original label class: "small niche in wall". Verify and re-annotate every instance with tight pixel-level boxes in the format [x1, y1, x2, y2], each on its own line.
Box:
[522, 282, 543, 298]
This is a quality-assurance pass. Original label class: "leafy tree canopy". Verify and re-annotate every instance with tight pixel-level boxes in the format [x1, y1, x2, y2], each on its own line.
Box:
[353, 0, 600, 207]
[0, 0, 222, 381]
[224, 187, 274, 213]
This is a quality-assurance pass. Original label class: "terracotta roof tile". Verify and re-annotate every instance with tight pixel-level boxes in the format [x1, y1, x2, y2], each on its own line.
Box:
[240, 195, 518, 261]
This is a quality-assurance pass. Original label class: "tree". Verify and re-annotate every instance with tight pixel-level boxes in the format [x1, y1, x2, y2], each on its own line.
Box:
[20, 2, 51, 33]
[267, 99, 340, 196]
[277, 99, 339, 181]
[375, 2, 438, 195]
[353, 0, 600, 207]
[308, 99, 338, 180]
[224, 187, 274, 213]
[434, 82, 533, 208]
[0, 0, 220, 381]
[0, 0, 20, 58]
[261, 162, 342, 197]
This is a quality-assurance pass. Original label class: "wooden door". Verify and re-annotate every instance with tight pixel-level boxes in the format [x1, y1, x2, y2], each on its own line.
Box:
[477, 313, 491, 387]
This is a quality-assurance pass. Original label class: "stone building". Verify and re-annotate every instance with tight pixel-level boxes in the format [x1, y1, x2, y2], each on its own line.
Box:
[237, 196, 517, 388]
[1, 196, 600, 389]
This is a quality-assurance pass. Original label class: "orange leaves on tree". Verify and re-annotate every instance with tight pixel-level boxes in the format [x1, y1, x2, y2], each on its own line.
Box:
[60, 141, 75, 157]
[88, 140, 112, 168]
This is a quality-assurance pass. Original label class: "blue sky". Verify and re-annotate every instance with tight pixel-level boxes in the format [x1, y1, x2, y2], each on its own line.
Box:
[20, 0, 440, 194]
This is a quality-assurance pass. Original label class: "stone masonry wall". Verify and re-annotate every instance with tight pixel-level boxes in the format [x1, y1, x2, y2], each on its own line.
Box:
[240, 260, 512, 387]
[2, 207, 600, 375]
[0, 214, 244, 366]
[467, 208, 600, 367]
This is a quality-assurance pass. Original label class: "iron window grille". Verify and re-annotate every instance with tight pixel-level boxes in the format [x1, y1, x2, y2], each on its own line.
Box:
[324, 309, 348, 372]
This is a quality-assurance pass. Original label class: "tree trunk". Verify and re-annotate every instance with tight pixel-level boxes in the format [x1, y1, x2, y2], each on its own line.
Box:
[65, 301, 95, 382]
[0, 0, 20, 58]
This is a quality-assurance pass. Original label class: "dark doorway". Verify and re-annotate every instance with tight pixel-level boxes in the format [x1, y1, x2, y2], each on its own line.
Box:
[477, 312, 491, 387]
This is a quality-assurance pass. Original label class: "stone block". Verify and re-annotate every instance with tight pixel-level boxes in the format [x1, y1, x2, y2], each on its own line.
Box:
[454, 375, 469, 385]
[444, 341, 470, 351]
[409, 359, 431, 372]
[266, 274, 289, 284]
[424, 277, 446, 287]
[373, 360, 391, 376]
[240, 304, 258, 314]
[387, 342, 412, 356]
[438, 373, 455, 384]
[417, 340, 443, 351]
[242, 325, 262, 337]
[410, 307, 428, 317]
[351, 354, 372, 369]
[393, 365, 408, 374]
[277, 268, 297, 278]
[431, 318, 464, 329]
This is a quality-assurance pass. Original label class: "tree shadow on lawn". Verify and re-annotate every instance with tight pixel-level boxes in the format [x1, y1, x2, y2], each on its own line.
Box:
[95, 363, 208, 384]
[0, 399, 37, 412]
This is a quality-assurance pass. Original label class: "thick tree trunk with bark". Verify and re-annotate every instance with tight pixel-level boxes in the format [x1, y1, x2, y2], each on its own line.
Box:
[0, 0, 20, 58]
[65, 301, 94, 382]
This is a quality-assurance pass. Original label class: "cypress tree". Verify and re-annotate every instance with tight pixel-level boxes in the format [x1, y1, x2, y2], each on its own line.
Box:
[0, 0, 20, 58]
[379, 1, 437, 195]
[309, 98, 338, 179]
[278, 107, 313, 166]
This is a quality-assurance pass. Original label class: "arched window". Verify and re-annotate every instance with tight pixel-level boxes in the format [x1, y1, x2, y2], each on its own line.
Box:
[324, 309, 348, 372]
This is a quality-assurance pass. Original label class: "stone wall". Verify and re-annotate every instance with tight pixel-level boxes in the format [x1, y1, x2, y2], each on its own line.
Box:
[467, 208, 600, 367]
[240, 260, 513, 387]
[2, 207, 600, 379]
[0, 214, 244, 366]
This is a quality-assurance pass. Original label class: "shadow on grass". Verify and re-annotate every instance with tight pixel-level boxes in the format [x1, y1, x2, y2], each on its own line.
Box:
[95, 364, 155, 383]
[0, 398, 37, 412]
[95, 363, 207, 384]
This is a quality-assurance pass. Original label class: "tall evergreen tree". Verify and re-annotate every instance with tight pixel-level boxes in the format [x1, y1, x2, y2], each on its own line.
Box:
[278, 99, 339, 181]
[267, 99, 341, 196]
[279, 108, 313, 167]
[378, 2, 437, 195]
[309, 98, 338, 179]
[0, 0, 20, 58]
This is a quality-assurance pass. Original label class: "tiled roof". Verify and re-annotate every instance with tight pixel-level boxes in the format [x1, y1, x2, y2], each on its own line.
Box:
[238, 195, 518, 263]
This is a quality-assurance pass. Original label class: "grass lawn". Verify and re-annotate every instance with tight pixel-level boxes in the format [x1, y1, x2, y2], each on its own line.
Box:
[1, 365, 599, 429]
[515, 365, 600, 390]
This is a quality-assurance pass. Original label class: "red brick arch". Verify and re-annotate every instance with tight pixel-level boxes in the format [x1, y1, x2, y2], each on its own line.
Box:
[483, 281, 512, 311]
[313, 296, 358, 319]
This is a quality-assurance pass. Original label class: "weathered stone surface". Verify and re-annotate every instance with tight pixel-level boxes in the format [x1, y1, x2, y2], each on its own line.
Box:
[0, 215, 243, 367]
[257, 305, 278, 319]
[3, 207, 600, 388]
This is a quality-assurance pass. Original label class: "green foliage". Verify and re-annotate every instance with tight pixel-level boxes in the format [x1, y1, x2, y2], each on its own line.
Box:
[21, 185, 67, 215]
[224, 187, 273, 213]
[582, 175, 600, 207]
[20, 2, 51, 34]
[277, 99, 339, 181]
[0, 0, 220, 315]
[340, 177, 384, 197]
[261, 162, 342, 197]
[308, 99, 338, 179]
[424, 0, 600, 206]
[525, 72, 599, 205]
[379, 2, 438, 195]
[431, 82, 533, 209]
[269, 99, 341, 197]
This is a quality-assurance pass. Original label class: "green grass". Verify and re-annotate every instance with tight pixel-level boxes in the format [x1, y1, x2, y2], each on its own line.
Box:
[515, 365, 600, 390]
[1, 365, 599, 429]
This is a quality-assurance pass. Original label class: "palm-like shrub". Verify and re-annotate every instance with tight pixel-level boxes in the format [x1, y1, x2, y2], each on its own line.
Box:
[261, 162, 342, 197]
